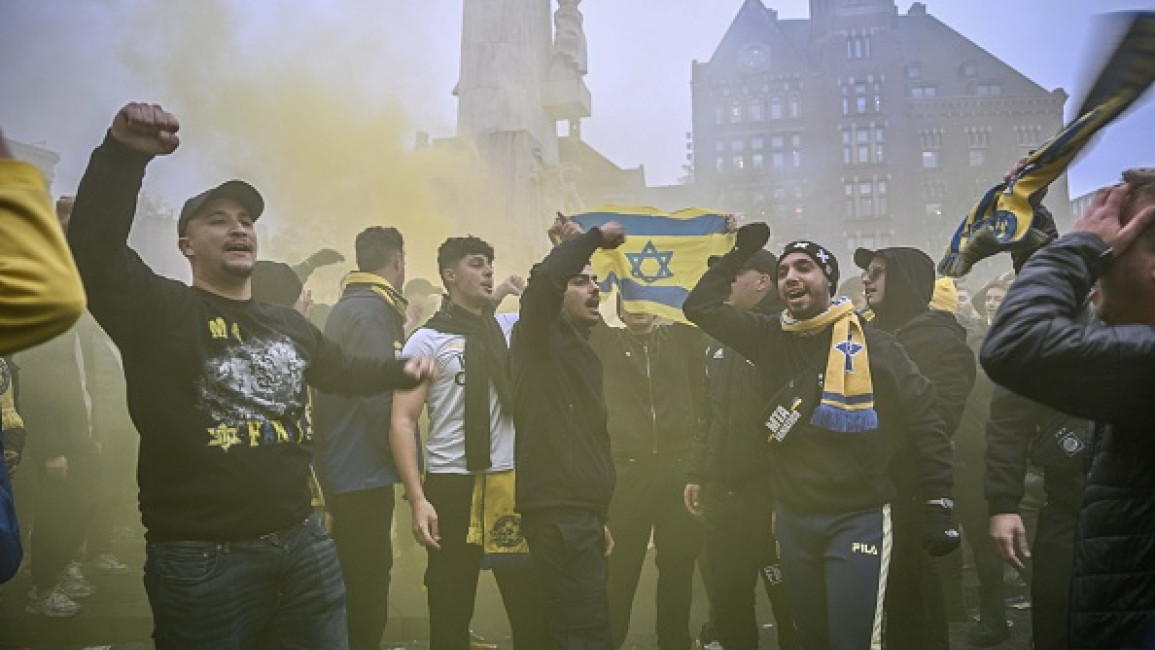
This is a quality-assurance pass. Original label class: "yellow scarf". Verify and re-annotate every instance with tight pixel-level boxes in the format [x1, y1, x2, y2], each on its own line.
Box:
[466, 470, 530, 568]
[341, 271, 408, 320]
[781, 298, 878, 433]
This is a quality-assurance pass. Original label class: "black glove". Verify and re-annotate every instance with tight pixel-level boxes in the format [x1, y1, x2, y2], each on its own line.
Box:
[735, 222, 771, 254]
[1011, 205, 1059, 274]
[923, 498, 961, 557]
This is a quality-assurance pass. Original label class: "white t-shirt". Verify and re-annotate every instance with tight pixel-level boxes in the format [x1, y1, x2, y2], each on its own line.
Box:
[402, 312, 518, 474]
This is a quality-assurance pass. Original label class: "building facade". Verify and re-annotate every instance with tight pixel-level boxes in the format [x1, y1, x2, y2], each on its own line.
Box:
[691, 0, 1070, 259]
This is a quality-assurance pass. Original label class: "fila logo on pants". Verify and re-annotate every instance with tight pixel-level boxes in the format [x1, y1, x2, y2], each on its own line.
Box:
[852, 542, 878, 556]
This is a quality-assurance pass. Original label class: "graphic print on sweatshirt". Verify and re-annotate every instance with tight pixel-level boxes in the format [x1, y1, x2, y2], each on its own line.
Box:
[197, 329, 311, 453]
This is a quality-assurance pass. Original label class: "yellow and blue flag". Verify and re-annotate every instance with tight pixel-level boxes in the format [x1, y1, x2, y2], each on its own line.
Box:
[569, 206, 735, 323]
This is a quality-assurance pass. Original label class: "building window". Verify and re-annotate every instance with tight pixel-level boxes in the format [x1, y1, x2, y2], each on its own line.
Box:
[975, 83, 1003, 96]
[733, 155, 745, 170]
[906, 62, 922, 79]
[714, 105, 725, 125]
[752, 153, 764, 170]
[750, 99, 764, 122]
[847, 34, 872, 60]
[788, 94, 801, 118]
[966, 127, 991, 148]
[751, 137, 764, 150]
[714, 141, 725, 154]
[857, 145, 870, 164]
[792, 150, 802, 168]
[772, 152, 786, 169]
[919, 129, 944, 149]
[770, 97, 783, 120]
[970, 149, 985, 167]
[715, 157, 725, 172]
[1015, 125, 1044, 147]
[922, 151, 939, 169]
[961, 61, 978, 77]
[729, 100, 743, 124]
[731, 139, 744, 152]
[771, 135, 785, 149]
[910, 85, 937, 99]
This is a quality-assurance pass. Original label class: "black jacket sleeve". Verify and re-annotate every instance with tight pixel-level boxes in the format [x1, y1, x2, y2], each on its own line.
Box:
[980, 232, 1155, 430]
[517, 230, 603, 355]
[67, 134, 182, 342]
[983, 385, 1038, 516]
[880, 334, 954, 500]
[305, 319, 418, 396]
[683, 248, 781, 368]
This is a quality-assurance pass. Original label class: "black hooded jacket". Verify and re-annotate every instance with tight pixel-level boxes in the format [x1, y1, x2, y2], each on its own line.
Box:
[980, 232, 1155, 649]
[867, 248, 976, 439]
[684, 247, 953, 514]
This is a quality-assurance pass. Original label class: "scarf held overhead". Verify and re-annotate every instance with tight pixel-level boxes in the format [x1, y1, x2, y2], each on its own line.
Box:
[423, 300, 512, 472]
[568, 206, 735, 324]
[780, 297, 879, 433]
[938, 12, 1155, 277]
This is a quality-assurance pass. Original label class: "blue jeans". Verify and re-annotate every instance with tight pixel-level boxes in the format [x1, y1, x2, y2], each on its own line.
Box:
[144, 514, 348, 650]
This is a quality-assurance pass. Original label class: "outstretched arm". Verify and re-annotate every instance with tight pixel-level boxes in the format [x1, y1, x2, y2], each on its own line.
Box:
[66, 103, 181, 340]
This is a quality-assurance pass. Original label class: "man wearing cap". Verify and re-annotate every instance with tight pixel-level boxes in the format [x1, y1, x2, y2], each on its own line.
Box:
[684, 249, 800, 650]
[856, 247, 973, 650]
[683, 223, 956, 650]
[65, 102, 434, 649]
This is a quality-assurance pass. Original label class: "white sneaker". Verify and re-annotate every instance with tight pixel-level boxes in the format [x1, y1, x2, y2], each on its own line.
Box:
[25, 586, 82, 617]
[89, 553, 129, 572]
[58, 562, 96, 598]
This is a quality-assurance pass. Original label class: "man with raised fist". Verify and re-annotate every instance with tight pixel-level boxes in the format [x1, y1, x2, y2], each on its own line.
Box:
[66, 102, 434, 649]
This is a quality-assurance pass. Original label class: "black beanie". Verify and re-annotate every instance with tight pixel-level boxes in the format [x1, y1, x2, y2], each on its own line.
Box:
[778, 240, 840, 295]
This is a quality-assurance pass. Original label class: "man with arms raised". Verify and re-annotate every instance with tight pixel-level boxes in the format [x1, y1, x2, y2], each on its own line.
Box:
[511, 218, 625, 649]
[684, 224, 956, 650]
[66, 102, 433, 649]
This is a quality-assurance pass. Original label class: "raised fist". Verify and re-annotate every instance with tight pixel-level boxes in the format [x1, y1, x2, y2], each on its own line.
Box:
[110, 102, 180, 156]
[597, 221, 626, 249]
[735, 222, 770, 253]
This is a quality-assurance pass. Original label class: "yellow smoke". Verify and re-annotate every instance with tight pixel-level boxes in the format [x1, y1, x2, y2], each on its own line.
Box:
[114, 0, 512, 302]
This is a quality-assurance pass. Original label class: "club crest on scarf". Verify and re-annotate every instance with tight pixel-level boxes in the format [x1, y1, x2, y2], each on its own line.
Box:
[781, 297, 879, 433]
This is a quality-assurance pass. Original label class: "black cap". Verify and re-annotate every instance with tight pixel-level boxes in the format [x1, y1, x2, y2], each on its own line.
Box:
[707, 249, 778, 274]
[250, 261, 302, 307]
[177, 180, 264, 236]
[853, 247, 879, 270]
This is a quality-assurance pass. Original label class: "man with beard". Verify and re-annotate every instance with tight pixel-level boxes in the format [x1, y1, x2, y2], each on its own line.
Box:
[979, 172, 1155, 649]
[684, 224, 957, 650]
[684, 249, 800, 650]
[65, 102, 434, 649]
[511, 217, 625, 649]
[856, 247, 973, 650]
[391, 235, 547, 649]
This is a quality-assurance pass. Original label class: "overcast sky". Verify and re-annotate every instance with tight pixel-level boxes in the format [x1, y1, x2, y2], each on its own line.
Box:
[2, 0, 1152, 211]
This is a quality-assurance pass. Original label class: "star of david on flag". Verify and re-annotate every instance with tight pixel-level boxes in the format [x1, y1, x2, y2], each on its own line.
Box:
[568, 206, 735, 324]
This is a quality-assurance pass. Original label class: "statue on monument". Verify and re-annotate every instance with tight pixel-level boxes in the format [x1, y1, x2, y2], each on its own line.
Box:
[553, 0, 588, 76]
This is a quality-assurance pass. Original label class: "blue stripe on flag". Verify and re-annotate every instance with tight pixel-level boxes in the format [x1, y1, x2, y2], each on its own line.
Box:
[598, 276, 691, 307]
[572, 213, 729, 237]
[821, 392, 875, 406]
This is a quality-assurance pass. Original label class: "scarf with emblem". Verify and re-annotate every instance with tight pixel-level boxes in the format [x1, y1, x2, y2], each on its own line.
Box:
[341, 272, 408, 321]
[423, 299, 512, 472]
[780, 297, 878, 433]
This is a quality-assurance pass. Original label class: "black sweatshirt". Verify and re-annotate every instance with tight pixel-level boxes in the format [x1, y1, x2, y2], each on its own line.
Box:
[511, 230, 615, 518]
[683, 247, 953, 514]
[67, 135, 420, 541]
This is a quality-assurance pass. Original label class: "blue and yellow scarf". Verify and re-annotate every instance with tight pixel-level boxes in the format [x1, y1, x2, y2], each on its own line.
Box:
[781, 297, 879, 433]
[938, 12, 1155, 277]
